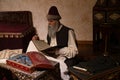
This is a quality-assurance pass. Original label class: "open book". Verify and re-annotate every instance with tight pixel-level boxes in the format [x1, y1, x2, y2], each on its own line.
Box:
[32, 40, 62, 58]
[6, 51, 54, 73]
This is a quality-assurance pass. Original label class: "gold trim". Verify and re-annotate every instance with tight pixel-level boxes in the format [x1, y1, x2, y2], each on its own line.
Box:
[77, 41, 93, 45]
[0, 27, 34, 38]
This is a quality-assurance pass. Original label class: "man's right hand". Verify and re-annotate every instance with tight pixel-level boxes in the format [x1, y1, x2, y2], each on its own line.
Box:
[32, 35, 39, 40]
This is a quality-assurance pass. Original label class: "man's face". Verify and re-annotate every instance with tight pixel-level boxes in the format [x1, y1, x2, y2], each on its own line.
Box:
[48, 20, 60, 38]
[48, 20, 57, 27]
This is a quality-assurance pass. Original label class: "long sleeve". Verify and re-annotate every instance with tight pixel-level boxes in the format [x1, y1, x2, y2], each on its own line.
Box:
[57, 30, 78, 58]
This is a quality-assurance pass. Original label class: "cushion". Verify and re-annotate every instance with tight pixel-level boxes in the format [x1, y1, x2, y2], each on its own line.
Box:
[0, 23, 29, 33]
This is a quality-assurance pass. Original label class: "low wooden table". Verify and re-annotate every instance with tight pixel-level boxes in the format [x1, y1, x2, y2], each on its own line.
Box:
[0, 61, 61, 80]
[69, 66, 120, 80]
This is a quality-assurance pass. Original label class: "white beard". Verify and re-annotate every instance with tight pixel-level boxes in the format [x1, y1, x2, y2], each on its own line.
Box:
[48, 21, 60, 38]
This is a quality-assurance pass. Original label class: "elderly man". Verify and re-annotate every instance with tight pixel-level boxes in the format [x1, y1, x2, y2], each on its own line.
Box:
[27, 6, 79, 80]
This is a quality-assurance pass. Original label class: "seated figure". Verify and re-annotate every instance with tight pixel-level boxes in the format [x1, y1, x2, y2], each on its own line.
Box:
[27, 6, 79, 80]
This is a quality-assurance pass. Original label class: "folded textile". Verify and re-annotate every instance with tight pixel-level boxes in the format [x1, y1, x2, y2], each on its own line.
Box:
[0, 49, 22, 59]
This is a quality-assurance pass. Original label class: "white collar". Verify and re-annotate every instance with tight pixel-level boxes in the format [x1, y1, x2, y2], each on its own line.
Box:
[57, 24, 63, 32]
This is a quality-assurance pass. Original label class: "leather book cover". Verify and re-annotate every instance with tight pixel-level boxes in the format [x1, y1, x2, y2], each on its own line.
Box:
[27, 51, 54, 69]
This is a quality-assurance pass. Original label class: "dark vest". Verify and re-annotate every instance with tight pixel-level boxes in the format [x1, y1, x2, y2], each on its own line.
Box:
[47, 25, 72, 47]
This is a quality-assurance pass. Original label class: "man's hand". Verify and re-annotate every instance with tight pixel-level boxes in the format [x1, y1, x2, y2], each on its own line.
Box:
[32, 35, 39, 40]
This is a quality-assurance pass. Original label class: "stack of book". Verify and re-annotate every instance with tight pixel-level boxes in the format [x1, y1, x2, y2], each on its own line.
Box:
[70, 56, 118, 75]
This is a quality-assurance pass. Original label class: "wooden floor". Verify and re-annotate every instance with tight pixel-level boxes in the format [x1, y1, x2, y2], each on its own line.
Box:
[77, 43, 120, 61]
[77, 44, 97, 61]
